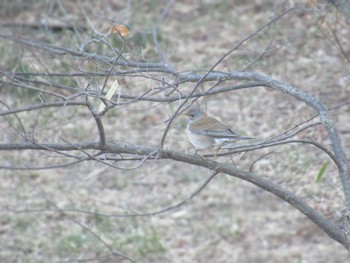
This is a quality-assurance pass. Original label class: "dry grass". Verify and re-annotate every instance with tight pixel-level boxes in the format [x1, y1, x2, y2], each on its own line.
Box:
[1, 0, 350, 262]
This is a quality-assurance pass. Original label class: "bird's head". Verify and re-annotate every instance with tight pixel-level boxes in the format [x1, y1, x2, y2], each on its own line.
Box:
[184, 108, 205, 123]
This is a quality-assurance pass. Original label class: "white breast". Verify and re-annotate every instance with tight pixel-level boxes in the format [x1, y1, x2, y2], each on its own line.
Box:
[187, 129, 214, 149]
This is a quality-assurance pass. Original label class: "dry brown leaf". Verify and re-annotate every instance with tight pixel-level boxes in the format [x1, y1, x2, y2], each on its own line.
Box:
[109, 24, 130, 36]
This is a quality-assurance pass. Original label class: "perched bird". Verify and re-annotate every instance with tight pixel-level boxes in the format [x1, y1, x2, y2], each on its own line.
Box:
[184, 108, 253, 151]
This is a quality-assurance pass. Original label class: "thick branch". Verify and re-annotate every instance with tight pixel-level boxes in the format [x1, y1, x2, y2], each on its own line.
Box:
[0, 141, 346, 247]
[177, 70, 350, 209]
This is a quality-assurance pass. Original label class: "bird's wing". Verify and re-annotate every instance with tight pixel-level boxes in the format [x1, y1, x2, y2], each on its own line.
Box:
[190, 116, 253, 139]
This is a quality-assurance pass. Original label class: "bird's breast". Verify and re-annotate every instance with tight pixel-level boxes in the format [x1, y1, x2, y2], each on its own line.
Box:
[187, 129, 214, 149]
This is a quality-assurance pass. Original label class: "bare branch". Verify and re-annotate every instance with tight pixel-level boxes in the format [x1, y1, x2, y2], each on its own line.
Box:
[0, 140, 346, 247]
[0, 33, 176, 73]
[176, 70, 350, 208]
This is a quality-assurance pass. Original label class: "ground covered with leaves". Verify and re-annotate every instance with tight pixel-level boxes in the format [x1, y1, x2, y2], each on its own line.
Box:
[1, 0, 350, 262]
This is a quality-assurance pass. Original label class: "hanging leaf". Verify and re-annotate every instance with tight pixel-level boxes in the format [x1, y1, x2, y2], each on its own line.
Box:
[98, 80, 120, 113]
[109, 24, 130, 36]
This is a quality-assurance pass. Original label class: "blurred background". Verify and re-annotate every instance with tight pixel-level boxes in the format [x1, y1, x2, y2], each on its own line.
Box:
[0, 0, 350, 262]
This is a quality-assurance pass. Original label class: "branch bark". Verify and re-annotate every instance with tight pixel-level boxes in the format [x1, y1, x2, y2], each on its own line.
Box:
[177, 70, 350, 211]
[0, 140, 346, 247]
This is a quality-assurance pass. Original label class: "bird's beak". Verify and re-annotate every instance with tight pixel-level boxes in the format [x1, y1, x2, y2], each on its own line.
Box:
[181, 113, 189, 120]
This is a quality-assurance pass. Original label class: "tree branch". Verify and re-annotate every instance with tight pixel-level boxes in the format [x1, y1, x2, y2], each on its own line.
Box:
[0, 140, 346, 247]
[177, 70, 350, 209]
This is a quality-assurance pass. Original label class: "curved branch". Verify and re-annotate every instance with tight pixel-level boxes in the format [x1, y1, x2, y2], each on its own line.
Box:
[0, 33, 175, 73]
[177, 70, 350, 209]
[159, 8, 297, 150]
[223, 139, 339, 169]
[0, 140, 346, 247]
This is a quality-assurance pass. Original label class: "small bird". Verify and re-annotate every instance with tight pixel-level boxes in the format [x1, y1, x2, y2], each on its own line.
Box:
[184, 108, 253, 151]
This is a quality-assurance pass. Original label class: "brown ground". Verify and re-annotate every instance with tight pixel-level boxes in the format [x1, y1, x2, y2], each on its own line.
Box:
[1, 0, 350, 262]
